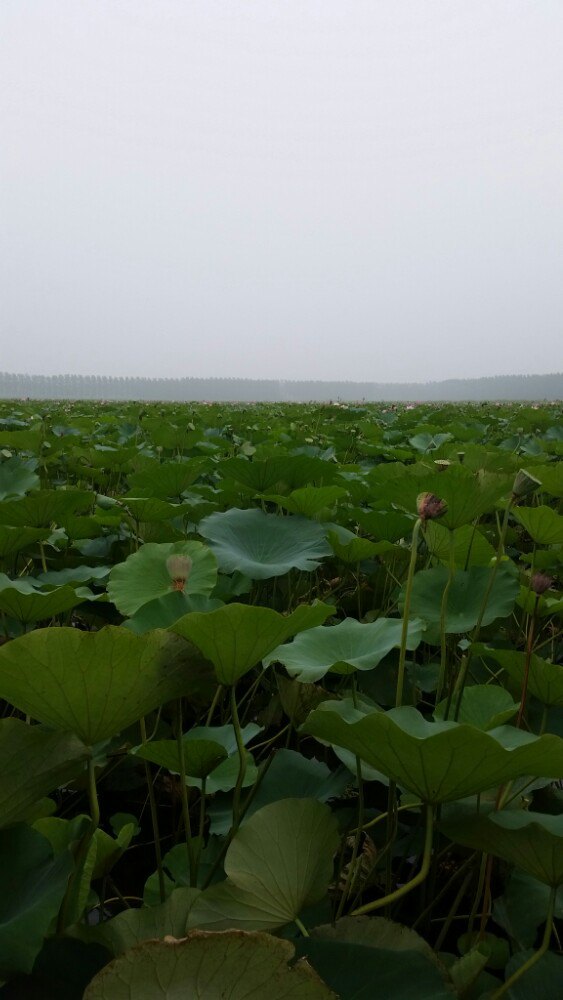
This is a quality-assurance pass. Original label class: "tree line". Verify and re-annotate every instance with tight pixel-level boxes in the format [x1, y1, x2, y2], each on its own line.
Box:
[0, 371, 561, 402]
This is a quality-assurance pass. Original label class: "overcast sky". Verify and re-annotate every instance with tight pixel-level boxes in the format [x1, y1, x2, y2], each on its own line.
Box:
[1, 1, 562, 383]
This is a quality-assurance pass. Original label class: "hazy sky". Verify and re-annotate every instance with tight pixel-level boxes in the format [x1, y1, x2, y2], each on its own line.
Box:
[1, 1, 562, 383]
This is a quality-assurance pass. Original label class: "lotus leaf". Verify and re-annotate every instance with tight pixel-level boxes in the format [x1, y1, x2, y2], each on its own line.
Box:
[171, 601, 333, 684]
[0, 626, 205, 744]
[263, 617, 423, 682]
[198, 508, 332, 579]
[302, 703, 563, 803]
[83, 931, 336, 999]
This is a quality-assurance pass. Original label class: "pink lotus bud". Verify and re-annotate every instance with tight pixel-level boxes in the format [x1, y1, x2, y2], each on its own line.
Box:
[416, 492, 447, 521]
[166, 554, 192, 592]
[531, 572, 553, 595]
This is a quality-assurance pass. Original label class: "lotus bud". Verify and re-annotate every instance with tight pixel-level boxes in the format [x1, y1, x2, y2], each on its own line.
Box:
[511, 469, 541, 500]
[531, 572, 553, 595]
[166, 554, 192, 592]
[416, 492, 447, 521]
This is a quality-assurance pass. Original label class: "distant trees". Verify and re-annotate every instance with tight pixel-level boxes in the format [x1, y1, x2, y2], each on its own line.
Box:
[0, 371, 561, 402]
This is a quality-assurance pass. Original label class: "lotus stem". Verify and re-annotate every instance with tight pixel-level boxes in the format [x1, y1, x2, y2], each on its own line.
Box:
[140, 715, 166, 903]
[516, 593, 540, 729]
[230, 683, 247, 830]
[57, 755, 100, 932]
[491, 883, 556, 999]
[396, 517, 422, 708]
[175, 699, 197, 886]
[351, 804, 434, 916]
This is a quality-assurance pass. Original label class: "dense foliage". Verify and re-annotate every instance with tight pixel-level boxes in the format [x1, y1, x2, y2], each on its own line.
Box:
[0, 397, 562, 998]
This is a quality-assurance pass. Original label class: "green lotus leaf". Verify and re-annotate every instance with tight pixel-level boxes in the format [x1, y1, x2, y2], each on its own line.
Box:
[354, 508, 414, 543]
[190, 799, 339, 931]
[124, 591, 223, 634]
[263, 617, 423, 683]
[259, 486, 348, 518]
[0, 626, 204, 744]
[107, 541, 218, 617]
[434, 684, 519, 730]
[302, 703, 563, 804]
[0, 489, 95, 527]
[532, 463, 563, 497]
[36, 565, 111, 587]
[0, 525, 50, 558]
[0, 576, 95, 623]
[0, 719, 89, 830]
[120, 496, 190, 523]
[0, 456, 39, 500]
[171, 601, 333, 685]
[134, 737, 227, 779]
[219, 455, 340, 493]
[198, 508, 332, 579]
[512, 505, 563, 545]
[126, 459, 209, 499]
[0, 824, 74, 978]
[327, 530, 395, 564]
[83, 931, 336, 999]
[402, 565, 518, 632]
[422, 521, 496, 567]
[294, 915, 454, 1000]
[441, 811, 563, 887]
[73, 887, 201, 956]
[383, 466, 510, 529]
[473, 644, 563, 708]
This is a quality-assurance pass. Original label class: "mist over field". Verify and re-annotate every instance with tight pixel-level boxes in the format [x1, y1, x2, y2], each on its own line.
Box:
[2, 1, 563, 384]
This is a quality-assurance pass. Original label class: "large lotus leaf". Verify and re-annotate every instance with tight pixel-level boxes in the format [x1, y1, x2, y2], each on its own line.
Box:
[473, 644, 563, 708]
[171, 602, 333, 685]
[208, 749, 351, 836]
[124, 591, 224, 634]
[190, 800, 339, 931]
[37, 565, 111, 587]
[263, 617, 423, 683]
[294, 916, 454, 1000]
[0, 428, 42, 452]
[74, 888, 201, 957]
[441, 812, 563, 887]
[141, 723, 261, 795]
[0, 823, 74, 977]
[0, 626, 204, 745]
[302, 703, 563, 804]
[381, 467, 510, 529]
[120, 497, 190, 523]
[0, 719, 89, 829]
[260, 486, 348, 519]
[107, 541, 218, 617]
[503, 950, 563, 1000]
[422, 521, 496, 567]
[0, 576, 94, 623]
[219, 455, 340, 493]
[434, 685, 519, 730]
[126, 459, 209, 499]
[134, 736, 227, 779]
[0, 525, 50, 558]
[198, 508, 332, 579]
[493, 871, 563, 950]
[0, 489, 95, 527]
[354, 508, 414, 543]
[533, 463, 563, 497]
[512, 505, 563, 545]
[0, 456, 39, 500]
[327, 530, 395, 564]
[83, 931, 336, 999]
[402, 564, 518, 632]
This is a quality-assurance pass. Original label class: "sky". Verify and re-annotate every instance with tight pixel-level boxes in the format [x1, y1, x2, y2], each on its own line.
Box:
[1, 1, 562, 384]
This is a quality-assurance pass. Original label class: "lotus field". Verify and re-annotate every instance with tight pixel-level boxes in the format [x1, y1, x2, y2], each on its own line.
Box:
[1, 397, 563, 998]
